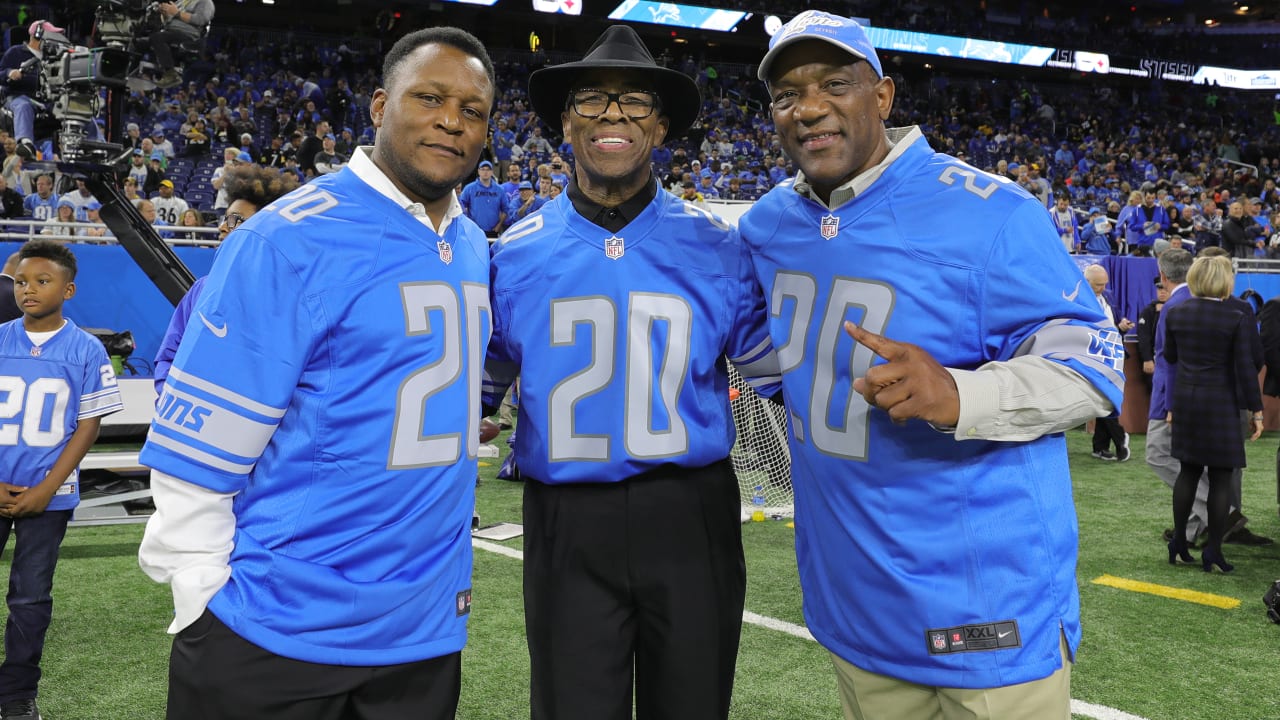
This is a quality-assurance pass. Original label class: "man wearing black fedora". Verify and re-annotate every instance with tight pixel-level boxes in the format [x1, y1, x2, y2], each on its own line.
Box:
[482, 24, 781, 720]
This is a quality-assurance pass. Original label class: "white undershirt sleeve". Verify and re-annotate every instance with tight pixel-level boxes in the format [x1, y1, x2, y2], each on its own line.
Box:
[137, 470, 237, 634]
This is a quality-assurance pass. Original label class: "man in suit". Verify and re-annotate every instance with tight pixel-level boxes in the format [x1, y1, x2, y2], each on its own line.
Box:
[0, 252, 20, 324]
[1148, 249, 1201, 541]
[1149, 248, 1273, 546]
[1136, 275, 1171, 396]
[1085, 264, 1133, 460]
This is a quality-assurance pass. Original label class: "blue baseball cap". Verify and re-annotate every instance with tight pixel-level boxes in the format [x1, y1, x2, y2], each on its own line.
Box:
[518, 180, 533, 190]
[478, 160, 493, 169]
[85, 200, 102, 211]
[758, 11, 882, 82]
[235, 151, 253, 163]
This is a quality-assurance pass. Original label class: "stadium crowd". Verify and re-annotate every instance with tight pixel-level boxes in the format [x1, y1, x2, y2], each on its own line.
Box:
[0, 9, 1276, 254]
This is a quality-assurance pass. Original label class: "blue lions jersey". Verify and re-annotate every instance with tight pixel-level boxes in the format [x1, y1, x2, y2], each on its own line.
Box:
[0, 318, 122, 511]
[484, 190, 780, 484]
[739, 130, 1124, 689]
[139, 169, 491, 666]
[459, 178, 506, 233]
[23, 193, 58, 221]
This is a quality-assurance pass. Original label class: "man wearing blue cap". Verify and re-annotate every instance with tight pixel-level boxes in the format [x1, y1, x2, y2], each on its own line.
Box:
[313, 134, 347, 175]
[459, 160, 506, 236]
[739, 10, 1124, 718]
[78, 200, 112, 240]
[1080, 206, 1114, 255]
[505, 179, 543, 222]
[485, 23, 780, 720]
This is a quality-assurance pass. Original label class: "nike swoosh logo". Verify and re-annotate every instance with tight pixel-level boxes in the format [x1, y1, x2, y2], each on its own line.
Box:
[1062, 279, 1082, 302]
[199, 312, 228, 338]
[997, 630, 1014, 639]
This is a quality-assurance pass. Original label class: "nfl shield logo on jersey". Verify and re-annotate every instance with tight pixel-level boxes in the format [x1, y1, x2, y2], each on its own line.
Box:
[604, 235, 625, 260]
[820, 214, 840, 240]
[437, 239, 453, 265]
[930, 631, 947, 652]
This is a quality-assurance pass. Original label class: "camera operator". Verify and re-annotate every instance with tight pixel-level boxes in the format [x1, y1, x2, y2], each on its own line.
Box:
[0, 21, 62, 161]
[149, 0, 214, 89]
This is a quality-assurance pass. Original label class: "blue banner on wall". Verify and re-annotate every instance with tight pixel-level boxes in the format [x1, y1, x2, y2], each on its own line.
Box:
[1, 242, 215, 375]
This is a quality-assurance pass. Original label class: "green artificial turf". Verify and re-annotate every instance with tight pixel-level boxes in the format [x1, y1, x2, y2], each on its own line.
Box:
[11, 428, 1280, 718]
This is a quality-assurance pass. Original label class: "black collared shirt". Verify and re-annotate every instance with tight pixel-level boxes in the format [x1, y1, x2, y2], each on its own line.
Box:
[567, 176, 658, 234]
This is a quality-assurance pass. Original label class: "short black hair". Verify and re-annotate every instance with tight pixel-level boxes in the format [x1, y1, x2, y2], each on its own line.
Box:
[18, 239, 77, 280]
[223, 166, 301, 211]
[382, 27, 495, 94]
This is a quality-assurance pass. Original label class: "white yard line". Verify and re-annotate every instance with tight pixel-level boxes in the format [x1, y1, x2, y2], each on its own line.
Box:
[472, 538, 1151, 720]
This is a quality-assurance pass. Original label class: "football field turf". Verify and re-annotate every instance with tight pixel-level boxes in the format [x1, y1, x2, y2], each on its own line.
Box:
[15, 428, 1280, 719]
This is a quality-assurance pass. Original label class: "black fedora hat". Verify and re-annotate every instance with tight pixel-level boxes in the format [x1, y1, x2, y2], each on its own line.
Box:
[529, 25, 701, 139]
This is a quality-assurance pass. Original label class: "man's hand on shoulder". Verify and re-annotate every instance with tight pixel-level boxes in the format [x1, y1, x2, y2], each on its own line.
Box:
[846, 322, 961, 427]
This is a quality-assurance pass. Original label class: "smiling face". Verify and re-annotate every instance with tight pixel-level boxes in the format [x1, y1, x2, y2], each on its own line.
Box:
[561, 69, 669, 203]
[767, 41, 894, 204]
[370, 42, 493, 208]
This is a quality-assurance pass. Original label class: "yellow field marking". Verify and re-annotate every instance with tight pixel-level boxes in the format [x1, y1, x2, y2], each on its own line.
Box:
[1092, 574, 1240, 609]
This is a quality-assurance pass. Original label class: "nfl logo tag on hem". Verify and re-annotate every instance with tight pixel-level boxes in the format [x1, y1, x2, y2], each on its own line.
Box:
[438, 239, 453, 265]
[820, 214, 840, 240]
[604, 235, 625, 260]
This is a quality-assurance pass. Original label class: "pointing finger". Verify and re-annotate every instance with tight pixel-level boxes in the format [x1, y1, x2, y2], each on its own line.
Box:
[844, 321, 907, 360]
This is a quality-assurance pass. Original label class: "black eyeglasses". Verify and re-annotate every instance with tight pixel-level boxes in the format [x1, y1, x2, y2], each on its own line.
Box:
[220, 212, 247, 230]
[568, 89, 661, 120]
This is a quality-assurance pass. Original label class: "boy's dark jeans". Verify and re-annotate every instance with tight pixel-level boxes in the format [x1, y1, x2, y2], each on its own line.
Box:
[0, 510, 71, 704]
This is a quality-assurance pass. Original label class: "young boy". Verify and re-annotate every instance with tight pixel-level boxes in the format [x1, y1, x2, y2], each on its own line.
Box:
[0, 239, 122, 720]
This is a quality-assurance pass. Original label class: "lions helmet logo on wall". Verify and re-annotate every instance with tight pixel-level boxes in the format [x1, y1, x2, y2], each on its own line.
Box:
[820, 214, 840, 239]
[604, 235, 625, 259]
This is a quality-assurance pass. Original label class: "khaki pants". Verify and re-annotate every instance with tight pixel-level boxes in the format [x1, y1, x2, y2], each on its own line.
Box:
[831, 633, 1071, 720]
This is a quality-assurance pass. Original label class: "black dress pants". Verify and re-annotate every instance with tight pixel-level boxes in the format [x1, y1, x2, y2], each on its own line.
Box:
[1092, 416, 1126, 454]
[523, 459, 746, 720]
[167, 609, 461, 720]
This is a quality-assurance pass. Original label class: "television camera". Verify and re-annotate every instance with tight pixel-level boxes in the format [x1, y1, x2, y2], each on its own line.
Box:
[16, 2, 196, 304]
[26, 0, 163, 162]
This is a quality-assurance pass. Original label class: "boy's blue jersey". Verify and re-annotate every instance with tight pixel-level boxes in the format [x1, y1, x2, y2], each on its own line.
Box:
[139, 169, 491, 666]
[739, 131, 1124, 689]
[484, 190, 780, 484]
[0, 318, 122, 511]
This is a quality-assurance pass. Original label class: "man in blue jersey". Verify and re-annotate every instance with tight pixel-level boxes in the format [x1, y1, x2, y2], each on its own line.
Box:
[484, 25, 780, 720]
[459, 160, 506, 237]
[739, 12, 1124, 719]
[137, 27, 496, 720]
[21, 176, 57, 223]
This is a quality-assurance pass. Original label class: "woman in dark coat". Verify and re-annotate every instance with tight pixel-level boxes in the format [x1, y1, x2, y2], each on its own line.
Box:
[1163, 255, 1265, 572]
